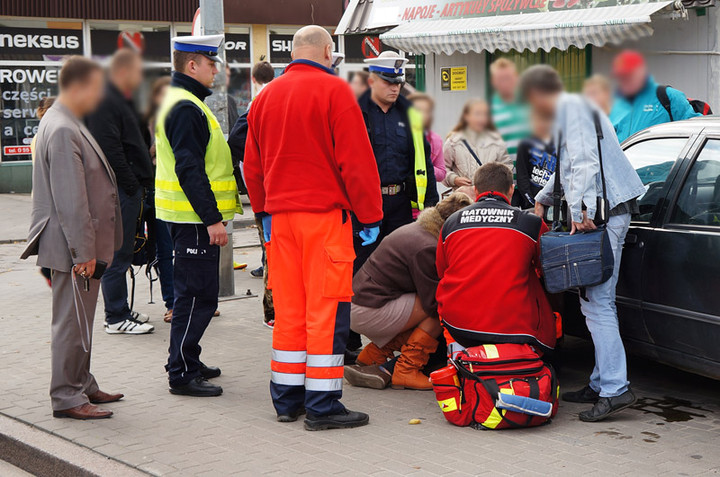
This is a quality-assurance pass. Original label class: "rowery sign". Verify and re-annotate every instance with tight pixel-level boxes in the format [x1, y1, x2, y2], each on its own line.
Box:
[374, 0, 667, 20]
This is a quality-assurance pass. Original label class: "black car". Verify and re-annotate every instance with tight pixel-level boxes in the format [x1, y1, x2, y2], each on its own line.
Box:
[563, 116, 720, 379]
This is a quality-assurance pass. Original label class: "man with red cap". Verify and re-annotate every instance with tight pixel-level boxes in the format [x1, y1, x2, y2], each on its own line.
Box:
[610, 49, 700, 143]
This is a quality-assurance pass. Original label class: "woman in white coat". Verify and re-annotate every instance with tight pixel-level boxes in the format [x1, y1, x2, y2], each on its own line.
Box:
[443, 99, 512, 190]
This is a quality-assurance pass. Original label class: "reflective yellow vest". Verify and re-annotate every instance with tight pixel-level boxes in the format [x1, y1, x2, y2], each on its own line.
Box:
[408, 107, 428, 211]
[155, 86, 240, 224]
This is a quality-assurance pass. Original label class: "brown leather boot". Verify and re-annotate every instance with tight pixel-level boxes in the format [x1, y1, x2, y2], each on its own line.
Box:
[391, 328, 438, 391]
[88, 390, 124, 404]
[53, 403, 113, 420]
[356, 330, 413, 366]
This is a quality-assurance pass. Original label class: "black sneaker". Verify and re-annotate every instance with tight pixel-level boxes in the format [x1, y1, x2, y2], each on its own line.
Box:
[169, 377, 223, 397]
[250, 266, 264, 278]
[579, 389, 637, 422]
[304, 409, 369, 431]
[199, 363, 221, 379]
[562, 385, 600, 403]
[277, 407, 306, 423]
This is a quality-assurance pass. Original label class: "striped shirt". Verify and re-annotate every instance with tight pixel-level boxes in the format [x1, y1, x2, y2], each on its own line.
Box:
[491, 93, 530, 160]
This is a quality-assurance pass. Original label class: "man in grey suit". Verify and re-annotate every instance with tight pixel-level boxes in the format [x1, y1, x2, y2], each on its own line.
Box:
[22, 56, 125, 420]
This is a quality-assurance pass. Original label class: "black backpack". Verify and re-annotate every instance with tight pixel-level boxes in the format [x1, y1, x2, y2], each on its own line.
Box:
[657, 85, 713, 121]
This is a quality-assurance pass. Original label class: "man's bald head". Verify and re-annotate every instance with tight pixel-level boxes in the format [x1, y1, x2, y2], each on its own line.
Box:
[291, 25, 333, 68]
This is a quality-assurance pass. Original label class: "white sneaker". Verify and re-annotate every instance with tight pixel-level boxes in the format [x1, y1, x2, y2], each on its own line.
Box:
[105, 319, 155, 335]
[130, 311, 150, 323]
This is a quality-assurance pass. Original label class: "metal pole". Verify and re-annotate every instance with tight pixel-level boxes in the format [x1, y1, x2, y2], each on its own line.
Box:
[200, 0, 235, 297]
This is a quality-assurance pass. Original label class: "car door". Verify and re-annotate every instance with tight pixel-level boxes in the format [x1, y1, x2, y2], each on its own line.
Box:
[640, 135, 720, 377]
[618, 135, 697, 344]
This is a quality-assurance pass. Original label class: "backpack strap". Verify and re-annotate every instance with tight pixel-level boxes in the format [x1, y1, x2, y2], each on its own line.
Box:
[461, 139, 483, 167]
[656, 85, 674, 122]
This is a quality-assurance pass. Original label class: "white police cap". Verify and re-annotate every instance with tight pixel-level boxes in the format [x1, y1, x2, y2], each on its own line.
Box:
[364, 51, 408, 84]
[171, 34, 224, 64]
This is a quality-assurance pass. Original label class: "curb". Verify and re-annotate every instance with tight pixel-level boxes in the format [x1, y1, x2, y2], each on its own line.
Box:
[0, 413, 149, 477]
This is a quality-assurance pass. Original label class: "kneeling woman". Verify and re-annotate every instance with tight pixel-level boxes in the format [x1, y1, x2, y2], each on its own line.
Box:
[346, 193, 472, 390]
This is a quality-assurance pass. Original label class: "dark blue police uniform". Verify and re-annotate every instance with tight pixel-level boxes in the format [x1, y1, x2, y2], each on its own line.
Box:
[164, 72, 221, 388]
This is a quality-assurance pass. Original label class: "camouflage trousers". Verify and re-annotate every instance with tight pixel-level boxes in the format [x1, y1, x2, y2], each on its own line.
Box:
[256, 217, 274, 323]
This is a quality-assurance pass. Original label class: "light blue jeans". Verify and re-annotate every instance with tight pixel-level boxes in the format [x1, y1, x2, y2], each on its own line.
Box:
[581, 213, 631, 398]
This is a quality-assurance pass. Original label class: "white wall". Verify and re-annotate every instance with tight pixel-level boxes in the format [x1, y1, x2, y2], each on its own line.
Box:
[425, 50, 488, 138]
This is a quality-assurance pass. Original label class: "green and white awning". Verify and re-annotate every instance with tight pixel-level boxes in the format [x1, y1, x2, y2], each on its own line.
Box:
[379, 1, 683, 54]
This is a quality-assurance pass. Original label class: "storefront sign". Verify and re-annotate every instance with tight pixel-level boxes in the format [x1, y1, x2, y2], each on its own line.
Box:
[269, 34, 294, 63]
[225, 34, 251, 63]
[118, 31, 145, 52]
[0, 67, 59, 162]
[371, 0, 668, 21]
[440, 66, 467, 91]
[0, 27, 83, 61]
[269, 33, 339, 64]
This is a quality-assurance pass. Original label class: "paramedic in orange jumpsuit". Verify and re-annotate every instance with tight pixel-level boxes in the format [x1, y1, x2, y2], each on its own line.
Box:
[244, 25, 383, 431]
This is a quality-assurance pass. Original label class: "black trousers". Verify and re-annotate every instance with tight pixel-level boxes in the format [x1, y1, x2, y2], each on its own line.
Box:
[166, 223, 219, 386]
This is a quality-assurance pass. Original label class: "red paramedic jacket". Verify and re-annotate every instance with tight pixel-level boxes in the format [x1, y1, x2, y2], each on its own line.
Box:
[244, 60, 383, 226]
[436, 192, 556, 352]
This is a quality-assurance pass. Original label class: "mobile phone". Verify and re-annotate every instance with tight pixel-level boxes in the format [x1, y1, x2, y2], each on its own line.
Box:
[92, 260, 108, 280]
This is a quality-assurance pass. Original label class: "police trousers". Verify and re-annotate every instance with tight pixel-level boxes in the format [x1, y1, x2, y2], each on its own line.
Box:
[166, 223, 219, 387]
[268, 210, 353, 417]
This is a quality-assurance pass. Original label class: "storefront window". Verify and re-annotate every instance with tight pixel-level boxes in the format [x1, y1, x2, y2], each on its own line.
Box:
[0, 19, 80, 162]
[90, 22, 171, 63]
[487, 46, 590, 95]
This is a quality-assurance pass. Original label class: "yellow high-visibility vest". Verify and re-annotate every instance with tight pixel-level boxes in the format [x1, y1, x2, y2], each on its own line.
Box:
[408, 107, 428, 211]
[155, 86, 240, 223]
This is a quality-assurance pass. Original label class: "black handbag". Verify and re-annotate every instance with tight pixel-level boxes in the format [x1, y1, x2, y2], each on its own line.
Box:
[540, 110, 614, 294]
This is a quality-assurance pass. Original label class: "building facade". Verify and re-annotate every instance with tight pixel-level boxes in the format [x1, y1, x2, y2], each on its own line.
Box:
[0, 0, 343, 192]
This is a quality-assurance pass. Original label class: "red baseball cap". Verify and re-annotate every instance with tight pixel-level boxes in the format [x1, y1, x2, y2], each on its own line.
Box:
[613, 50, 645, 77]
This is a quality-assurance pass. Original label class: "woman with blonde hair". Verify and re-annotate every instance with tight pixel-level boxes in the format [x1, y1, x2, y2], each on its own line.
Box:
[443, 98, 511, 190]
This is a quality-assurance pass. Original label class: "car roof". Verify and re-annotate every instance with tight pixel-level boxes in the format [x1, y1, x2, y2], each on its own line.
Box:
[627, 116, 720, 141]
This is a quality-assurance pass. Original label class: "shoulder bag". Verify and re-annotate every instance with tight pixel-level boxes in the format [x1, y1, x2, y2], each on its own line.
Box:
[539, 110, 614, 294]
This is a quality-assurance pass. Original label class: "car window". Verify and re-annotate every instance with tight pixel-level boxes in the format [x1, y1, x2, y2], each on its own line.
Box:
[623, 138, 688, 223]
[669, 139, 720, 227]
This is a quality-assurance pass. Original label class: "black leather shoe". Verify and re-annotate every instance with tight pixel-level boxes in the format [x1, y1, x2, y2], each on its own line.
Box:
[200, 363, 221, 379]
[562, 385, 600, 403]
[277, 407, 306, 423]
[579, 389, 637, 422]
[169, 377, 223, 397]
[304, 409, 369, 431]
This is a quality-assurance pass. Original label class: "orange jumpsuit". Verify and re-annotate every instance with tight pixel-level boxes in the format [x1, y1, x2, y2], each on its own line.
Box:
[243, 60, 383, 417]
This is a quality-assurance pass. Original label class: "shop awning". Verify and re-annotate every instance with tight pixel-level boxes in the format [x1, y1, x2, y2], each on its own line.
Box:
[379, 1, 684, 54]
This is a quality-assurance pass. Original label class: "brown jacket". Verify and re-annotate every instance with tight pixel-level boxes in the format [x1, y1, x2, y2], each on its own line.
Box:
[21, 102, 122, 272]
[352, 207, 446, 317]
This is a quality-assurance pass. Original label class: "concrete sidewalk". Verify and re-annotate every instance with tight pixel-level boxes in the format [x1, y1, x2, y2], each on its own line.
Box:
[2, 195, 720, 476]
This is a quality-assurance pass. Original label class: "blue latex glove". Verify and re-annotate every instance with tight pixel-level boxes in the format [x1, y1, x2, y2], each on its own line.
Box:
[359, 226, 380, 246]
[261, 215, 272, 243]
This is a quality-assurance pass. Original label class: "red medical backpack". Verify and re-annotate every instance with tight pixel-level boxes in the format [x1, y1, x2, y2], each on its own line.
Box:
[430, 343, 559, 430]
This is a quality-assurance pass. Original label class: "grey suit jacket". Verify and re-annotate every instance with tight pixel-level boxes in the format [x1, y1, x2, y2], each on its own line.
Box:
[21, 102, 122, 272]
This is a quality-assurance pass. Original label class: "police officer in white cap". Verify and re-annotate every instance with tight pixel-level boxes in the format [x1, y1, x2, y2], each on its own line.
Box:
[155, 34, 240, 397]
[353, 51, 439, 285]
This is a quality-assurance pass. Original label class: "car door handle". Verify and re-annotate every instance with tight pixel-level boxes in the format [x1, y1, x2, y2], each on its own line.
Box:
[625, 233, 644, 248]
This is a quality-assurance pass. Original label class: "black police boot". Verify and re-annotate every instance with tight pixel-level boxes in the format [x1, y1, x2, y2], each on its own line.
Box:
[304, 409, 369, 431]
[169, 376, 223, 397]
[579, 389, 637, 422]
[199, 362, 222, 379]
[562, 385, 600, 403]
[277, 407, 306, 423]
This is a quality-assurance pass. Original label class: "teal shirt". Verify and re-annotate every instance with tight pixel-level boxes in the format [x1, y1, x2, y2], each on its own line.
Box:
[610, 76, 701, 143]
[491, 93, 530, 159]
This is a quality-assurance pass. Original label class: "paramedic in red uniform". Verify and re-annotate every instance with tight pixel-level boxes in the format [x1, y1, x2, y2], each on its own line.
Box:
[436, 163, 557, 355]
[244, 25, 383, 431]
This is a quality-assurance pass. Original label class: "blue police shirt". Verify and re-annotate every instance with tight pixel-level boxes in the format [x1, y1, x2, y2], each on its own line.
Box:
[366, 100, 412, 186]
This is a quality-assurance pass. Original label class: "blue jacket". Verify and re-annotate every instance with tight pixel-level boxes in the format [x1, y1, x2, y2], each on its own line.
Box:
[610, 76, 700, 143]
[536, 93, 645, 224]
